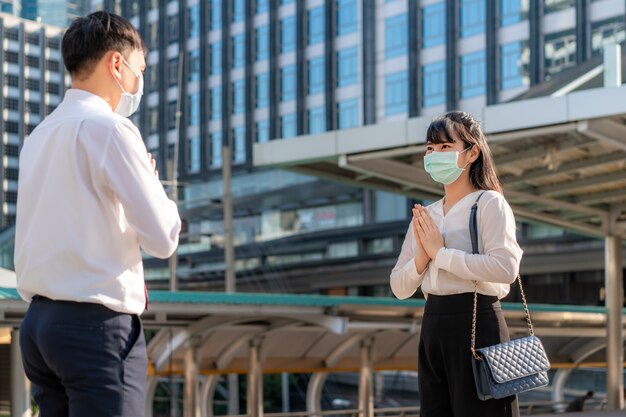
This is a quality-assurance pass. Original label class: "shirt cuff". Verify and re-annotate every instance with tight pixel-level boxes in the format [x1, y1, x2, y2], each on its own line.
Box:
[402, 257, 427, 281]
[433, 247, 455, 271]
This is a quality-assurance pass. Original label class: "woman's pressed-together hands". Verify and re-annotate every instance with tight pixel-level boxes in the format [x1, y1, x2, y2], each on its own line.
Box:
[412, 204, 444, 273]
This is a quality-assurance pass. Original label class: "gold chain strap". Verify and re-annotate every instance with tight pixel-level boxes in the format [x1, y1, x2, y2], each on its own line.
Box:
[471, 274, 534, 361]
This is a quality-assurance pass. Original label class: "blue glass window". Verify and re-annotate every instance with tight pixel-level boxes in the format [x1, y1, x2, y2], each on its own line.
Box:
[281, 114, 297, 138]
[233, 0, 245, 22]
[422, 61, 446, 107]
[281, 65, 296, 102]
[308, 7, 325, 45]
[256, 73, 269, 108]
[308, 56, 325, 94]
[309, 107, 326, 134]
[256, 120, 270, 143]
[385, 72, 408, 115]
[385, 14, 407, 59]
[211, 87, 222, 120]
[233, 34, 245, 68]
[188, 49, 200, 81]
[233, 80, 245, 114]
[460, 0, 485, 38]
[210, 0, 222, 30]
[188, 136, 201, 173]
[257, 0, 269, 14]
[211, 42, 222, 75]
[281, 16, 296, 53]
[189, 5, 200, 38]
[422, 3, 445, 48]
[211, 131, 222, 167]
[501, 42, 524, 89]
[338, 99, 359, 129]
[337, 0, 358, 35]
[188, 92, 200, 126]
[461, 50, 486, 98]
[501, 0, 522, 26]
[281, 0, 295, 3]
[256, 26, 269, 61]
[233, 127, 246, 163]
[337, 47, 359, 87]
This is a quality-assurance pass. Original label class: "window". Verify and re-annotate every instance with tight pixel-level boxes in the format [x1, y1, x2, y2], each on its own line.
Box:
[211, 0, 222, 30]
[6, 98, 18, 111]
[281, 65, 296, 102]
[461, 50, 486, 98]
[281, 16, 296, 53]
[256, 26, 269, 61]
[256, 73, 269, 108]
[281, 114, 297, 138]
[233, 34, 245, 68]
[591, 17, 626, 56]
[211, 131, 222, 167]
[385, 72, 408, 115]
[148, 23, 158, 48]
[233, 0, 245, 22]
[257, 0, 269, 13]
[337, 47, 359, 86]
[189, 5, 200, 38]
[168, 15, 179, 44]
[5, 121, 18, 134]
[26, 79, 40, 91]
[422, 3, 445, 48]
[501, 42, 525, 89]
[211, 87, 222, 120]
[308, 57, 325, 94]
[309, 107, 326, 134]
[148, 65, 158, 90]
[233, 80, 245, 114]
[27, 32, 39, 45]
[338, 99, 359, 129]
[308, 7, 325, 45]
[149, 108, 158, 134]
[47, 60, 60, 72]
[26, 101, 39, 114]
[168, 58, 179, 86]
[544, 29, 576, 79]
[385, 14, 407, 59]
[544, 0, 574, 14]
[189, 50, 200, 82]
[47, 83, 60, 95]
[26, 55, 39, 68]
[46, 37, 59, 49]
[188, 93, 200, 126]
[5, 28, 18, 41]
[5, 75, 19, 87]
[501, 0, 528, 26]
[460, 0, 485, 38]
[4, 51, 18, 64]
[256, 120, 270, 143]
[188, 136, 201, 173]
[233, 127, 246, 162]
[423, 61, 446, 107]
[168, 101, 177, 130]
[281, 0, 294, 3]
[211, 42, 222, 75]
[337, 0, 358, 35]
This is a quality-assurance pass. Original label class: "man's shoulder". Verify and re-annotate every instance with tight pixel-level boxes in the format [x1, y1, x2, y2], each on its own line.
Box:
[81, 110, 138, 135]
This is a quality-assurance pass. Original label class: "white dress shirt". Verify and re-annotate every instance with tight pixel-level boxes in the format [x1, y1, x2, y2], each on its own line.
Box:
[15, 89, 181, 315]
[390, 190, 523, 300]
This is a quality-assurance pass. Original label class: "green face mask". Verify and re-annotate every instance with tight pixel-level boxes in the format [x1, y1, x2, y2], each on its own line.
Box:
[423, 148, 470, 185]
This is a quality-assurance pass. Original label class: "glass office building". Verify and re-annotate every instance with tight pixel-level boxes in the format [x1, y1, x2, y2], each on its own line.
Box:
[82, 0, 626, 303]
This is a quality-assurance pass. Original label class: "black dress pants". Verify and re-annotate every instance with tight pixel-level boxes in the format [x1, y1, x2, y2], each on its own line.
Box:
[418, 293, 519, 417]
[19, 296, 147, 417]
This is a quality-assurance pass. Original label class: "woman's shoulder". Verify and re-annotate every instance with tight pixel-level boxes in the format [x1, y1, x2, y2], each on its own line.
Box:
[478, 190, 514, 215]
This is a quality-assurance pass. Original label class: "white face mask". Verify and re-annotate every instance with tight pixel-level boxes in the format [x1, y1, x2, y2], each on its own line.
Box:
[113, 57, 143, 117]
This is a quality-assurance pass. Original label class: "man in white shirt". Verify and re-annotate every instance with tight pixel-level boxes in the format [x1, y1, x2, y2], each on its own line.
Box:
[16, 11, 181, 417]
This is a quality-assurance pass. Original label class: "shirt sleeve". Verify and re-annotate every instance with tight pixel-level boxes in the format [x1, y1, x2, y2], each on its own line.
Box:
[432, 192, 522, 284]
[390, 221, 428, 299]
[101, 122, 181, 259]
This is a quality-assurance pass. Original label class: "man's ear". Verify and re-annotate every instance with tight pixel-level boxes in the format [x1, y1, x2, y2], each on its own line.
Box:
[109, 51, 124, 80]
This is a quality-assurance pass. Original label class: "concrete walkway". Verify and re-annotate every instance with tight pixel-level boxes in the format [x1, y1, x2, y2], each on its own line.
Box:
[533, 411, 626, 416]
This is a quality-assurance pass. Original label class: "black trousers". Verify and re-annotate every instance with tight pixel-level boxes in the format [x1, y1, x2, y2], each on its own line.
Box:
[19, 296, 147, 417]
[418, 293, 519, 417]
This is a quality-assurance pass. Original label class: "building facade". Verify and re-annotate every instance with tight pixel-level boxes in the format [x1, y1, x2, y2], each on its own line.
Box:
[21, 0, 88, 27]
[0, 13, 67, 228]
[82, 0, 626, 303]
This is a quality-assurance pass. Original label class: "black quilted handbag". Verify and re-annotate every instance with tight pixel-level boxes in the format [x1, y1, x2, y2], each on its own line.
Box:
[469, 192, 551, 400]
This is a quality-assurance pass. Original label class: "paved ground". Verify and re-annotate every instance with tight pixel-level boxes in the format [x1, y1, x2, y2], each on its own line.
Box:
[533, 411, 626, 416]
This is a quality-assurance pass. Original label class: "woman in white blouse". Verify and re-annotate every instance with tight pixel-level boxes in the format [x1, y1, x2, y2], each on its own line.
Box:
[390, 111, 522, 417]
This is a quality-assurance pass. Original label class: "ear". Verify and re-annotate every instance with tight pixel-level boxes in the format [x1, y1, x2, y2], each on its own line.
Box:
[469, 144, 480, 163]
[109, 51, 124, 80]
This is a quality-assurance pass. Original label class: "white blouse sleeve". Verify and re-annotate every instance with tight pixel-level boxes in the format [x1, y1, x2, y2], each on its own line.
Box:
[432, 192, 522, 284]
[390, 221, 428, 299]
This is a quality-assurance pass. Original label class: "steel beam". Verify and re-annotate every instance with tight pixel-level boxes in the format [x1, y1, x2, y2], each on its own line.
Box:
[605, 235, 624, 410]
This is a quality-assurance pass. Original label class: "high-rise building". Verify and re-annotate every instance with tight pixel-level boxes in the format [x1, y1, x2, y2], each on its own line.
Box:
[0, 13, 68, 228]
[21, 0, 88, 27]
[74, 0, 626, 303]
[0, 0, 19, 15]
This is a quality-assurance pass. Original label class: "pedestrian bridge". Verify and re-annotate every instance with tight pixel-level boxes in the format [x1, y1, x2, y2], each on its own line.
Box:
[0, 288, 624, 417]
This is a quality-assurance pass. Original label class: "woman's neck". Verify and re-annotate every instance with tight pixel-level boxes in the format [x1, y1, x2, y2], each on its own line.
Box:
[443, 177, 478, 208]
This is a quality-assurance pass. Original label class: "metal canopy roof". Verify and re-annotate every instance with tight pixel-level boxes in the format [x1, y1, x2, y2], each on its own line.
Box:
[253, 85, 626, 239]
[0, 288, 623, 374]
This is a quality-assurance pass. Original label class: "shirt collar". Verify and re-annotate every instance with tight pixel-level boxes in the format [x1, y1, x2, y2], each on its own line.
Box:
[63, 88, 114, 113]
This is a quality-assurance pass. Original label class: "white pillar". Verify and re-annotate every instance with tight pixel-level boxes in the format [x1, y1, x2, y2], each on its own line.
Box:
[200, 375, 219, 417]
[605, 235, 624, 410]
[603, 44, 622, 87]
[227, 374, 239, 415]
[184, 338, 201, 417]
[10, 329, 31, 417]
[358, 338, 374, 417]
[306, 372, 328, 415]
[551, 369, 572, 413]
[247, 338, 263, 417]
[281, 372, 290, 413]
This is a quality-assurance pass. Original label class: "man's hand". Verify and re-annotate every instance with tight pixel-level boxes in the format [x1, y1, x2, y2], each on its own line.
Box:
[415, 205, 444, 260]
